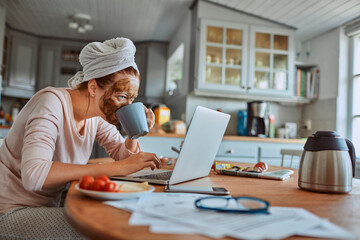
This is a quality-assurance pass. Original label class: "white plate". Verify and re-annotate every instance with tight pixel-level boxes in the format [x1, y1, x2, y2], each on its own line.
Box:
[75, 181, 155, 200]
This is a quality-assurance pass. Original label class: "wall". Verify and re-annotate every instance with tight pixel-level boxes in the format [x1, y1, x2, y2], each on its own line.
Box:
[144, 42, 167, 102]
[135, 42, 168, 105]
[301, 27, 349, 137]
[165, 10, 192, 120]
[301, 29, 339, 100]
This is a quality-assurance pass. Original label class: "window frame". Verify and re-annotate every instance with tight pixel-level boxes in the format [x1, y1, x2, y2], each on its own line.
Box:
[349, 34, 360, 159]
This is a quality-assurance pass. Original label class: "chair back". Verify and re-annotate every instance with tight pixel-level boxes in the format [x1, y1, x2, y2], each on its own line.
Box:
[280, 149, 303, 168]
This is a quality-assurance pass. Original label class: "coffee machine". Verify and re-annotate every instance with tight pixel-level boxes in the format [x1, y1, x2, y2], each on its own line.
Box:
[247, 101, 269, 137]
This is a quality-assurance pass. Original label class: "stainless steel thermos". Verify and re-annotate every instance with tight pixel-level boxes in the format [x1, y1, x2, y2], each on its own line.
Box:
[298, 131, 356, 193]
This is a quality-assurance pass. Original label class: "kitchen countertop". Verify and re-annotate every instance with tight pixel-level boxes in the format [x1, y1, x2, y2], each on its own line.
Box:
[147, 133, 306, 144]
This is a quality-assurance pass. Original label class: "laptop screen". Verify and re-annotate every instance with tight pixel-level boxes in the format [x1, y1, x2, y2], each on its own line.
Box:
[169, 106, 230, 185]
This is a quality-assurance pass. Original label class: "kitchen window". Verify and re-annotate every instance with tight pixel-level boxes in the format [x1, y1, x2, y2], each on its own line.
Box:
[350, 34, 360, 158]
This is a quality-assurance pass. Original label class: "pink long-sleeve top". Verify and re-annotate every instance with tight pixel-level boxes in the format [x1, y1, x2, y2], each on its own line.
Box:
[0, 87, 139, 213]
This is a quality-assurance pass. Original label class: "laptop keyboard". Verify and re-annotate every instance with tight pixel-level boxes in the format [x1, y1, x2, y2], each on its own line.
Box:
[138, 171, 173, 180]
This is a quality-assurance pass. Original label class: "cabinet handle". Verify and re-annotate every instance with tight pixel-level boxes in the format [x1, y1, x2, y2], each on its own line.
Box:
[247, 86, 252, 90]
[241, 86, 245, 89]
[227, 149, 234, 154]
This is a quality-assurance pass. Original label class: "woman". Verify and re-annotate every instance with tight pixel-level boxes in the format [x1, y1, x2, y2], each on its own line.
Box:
[0, 37, 160, 239]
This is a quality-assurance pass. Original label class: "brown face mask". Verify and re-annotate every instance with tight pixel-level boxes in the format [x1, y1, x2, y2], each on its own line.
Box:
[100, 78, 139, 125]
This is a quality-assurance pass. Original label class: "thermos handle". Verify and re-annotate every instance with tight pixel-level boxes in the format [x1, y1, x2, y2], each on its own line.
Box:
[345, 139, 356, 177]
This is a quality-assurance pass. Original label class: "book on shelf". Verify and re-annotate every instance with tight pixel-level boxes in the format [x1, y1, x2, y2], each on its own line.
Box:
[295, 65, 319, 99]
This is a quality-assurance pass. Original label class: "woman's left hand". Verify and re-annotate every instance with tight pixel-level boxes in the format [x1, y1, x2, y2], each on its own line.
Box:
[144, 106, 155, 129]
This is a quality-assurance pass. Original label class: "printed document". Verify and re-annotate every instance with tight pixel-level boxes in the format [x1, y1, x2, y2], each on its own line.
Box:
[104, 193, 356, 240]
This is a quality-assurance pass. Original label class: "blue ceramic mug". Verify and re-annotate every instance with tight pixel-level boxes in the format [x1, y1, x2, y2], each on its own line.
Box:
[115, 102, 149, 139]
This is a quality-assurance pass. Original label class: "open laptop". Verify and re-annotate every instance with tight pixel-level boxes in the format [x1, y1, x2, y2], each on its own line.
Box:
[111, 106, 230, 185]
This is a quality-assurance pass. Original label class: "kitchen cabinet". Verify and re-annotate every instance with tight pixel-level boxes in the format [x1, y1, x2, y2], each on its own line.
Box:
[183, 0, 305, 104]
[37, 44, 61, 90]
[0, 127, 10, 138]
[248, 26, 295, 96]
[57, 47, 82, 87]
[91, 133, 304, 167]
[215, 140, 257, 163]
[217, 139, 303, 168]
[197, 19, 248, 93]
[2, 33, 38, 98]
[196, 19, 295, 99]
[137, 134, 305, 168]
[37, 40, 87, 91]
[138, 135, 183, 158]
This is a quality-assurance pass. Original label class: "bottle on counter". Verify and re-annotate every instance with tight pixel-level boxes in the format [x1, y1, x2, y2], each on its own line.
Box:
[237, 110, 247, 136]
[154, 104, 171, 126]
[268, 114, 275, 138]
[11, 101, 21, 122]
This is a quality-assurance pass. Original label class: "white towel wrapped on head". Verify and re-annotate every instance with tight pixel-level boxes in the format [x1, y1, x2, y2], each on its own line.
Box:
[68, 37, 139, 89]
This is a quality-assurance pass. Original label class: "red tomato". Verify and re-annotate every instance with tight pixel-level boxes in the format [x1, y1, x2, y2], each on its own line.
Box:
[96, 175, 110, 183]
[102, 181, 118, 192]
[90, 179, 106, 191]
[254, 162, 269, 171]
[79, 175, 94, 190]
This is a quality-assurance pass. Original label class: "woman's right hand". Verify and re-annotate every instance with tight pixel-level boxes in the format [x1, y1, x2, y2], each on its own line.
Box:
[114, 152, 161, 176]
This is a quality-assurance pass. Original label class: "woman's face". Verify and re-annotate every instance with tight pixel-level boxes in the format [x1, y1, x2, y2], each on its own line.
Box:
[99, 75, 140, 125]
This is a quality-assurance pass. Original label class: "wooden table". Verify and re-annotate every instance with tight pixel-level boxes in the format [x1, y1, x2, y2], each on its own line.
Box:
[65, 163, 360, 240]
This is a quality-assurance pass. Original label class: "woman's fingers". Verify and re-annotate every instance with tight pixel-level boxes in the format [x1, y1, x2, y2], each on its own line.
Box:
[137, 152, 161, 169]
[151, 153, 161, 168]
[144, 106, 155, 129]
[145, 161, 156, 170]
[144, 153, 161, 169]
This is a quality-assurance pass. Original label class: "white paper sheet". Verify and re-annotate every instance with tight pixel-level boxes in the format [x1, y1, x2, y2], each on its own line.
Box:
[104, 193, 356, 240]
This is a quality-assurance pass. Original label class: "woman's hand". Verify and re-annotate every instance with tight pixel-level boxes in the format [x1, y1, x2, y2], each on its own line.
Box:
[144, 106, 155, 129]
[114, 152, 161, 176]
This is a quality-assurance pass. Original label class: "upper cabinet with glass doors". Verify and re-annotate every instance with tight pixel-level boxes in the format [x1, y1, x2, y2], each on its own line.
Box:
[248, 26, 295, 96]
[196, 19, 295, 99]
[197, 19, 248, 92]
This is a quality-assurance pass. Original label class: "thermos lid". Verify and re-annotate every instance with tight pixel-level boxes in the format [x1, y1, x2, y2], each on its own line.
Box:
[304, 131, 349, 151]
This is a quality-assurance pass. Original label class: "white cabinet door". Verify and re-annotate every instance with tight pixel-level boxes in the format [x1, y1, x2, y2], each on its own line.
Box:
[2, 35, 38, 98]
[9, 37, 37, 90]
[138, 136, 184, 158]
[248, 25, 295, 96]
[37, 44, 61, 90]
[216, 140, 258, 163]
[197, 19, 248, 93]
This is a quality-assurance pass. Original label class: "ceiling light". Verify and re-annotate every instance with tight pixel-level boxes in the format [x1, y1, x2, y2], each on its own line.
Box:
[78, 27, 86, 34]
[84, 24, 93, 31]
[68, 13, 93, 34]
[68, 22, 78, 29]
